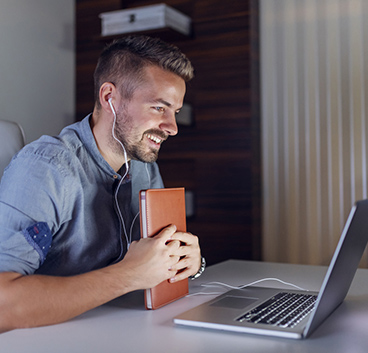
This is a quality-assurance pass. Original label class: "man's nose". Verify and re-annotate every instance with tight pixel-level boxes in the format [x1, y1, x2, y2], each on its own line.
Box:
[159, 111, 178, 136]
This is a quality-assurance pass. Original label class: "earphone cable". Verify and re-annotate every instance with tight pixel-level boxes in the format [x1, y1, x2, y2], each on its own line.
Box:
[108, 98, 152, 249]
[109, 98, 131, 248]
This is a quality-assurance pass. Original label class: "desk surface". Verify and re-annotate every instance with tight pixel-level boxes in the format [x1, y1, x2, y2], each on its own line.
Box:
[1, 260, 368, 353]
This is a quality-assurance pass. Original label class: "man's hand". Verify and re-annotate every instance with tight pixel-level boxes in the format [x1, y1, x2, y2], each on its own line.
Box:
[120, 224, 182, 289]
[120, 224, 201, 288]
[166, 229, 201, 283]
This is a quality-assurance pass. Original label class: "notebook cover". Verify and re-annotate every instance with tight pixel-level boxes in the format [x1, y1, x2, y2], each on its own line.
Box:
[139, 187, 189, 310]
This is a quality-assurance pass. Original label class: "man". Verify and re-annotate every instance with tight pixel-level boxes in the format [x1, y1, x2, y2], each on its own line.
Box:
[0, 35, 203, 332]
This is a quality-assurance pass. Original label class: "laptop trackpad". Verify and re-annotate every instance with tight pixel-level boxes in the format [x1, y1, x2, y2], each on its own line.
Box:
[210, 296, 258, 309]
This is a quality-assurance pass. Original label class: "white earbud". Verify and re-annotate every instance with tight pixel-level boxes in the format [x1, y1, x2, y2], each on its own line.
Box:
[108, 97, 115, 116]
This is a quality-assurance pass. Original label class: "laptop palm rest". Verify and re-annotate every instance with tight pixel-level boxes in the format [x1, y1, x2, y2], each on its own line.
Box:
[210, 296, 258, 309]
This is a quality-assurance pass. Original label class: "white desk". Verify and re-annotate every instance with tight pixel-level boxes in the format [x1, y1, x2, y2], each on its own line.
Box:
[1, 260, 368, 352]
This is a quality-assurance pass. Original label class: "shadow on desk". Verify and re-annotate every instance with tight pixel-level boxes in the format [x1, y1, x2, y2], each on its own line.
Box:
[105, 290, 146, 310]
[70, 290, 146, 325]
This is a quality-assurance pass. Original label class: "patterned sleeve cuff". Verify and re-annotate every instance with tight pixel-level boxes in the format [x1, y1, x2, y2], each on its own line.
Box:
[23, 222, 52, 264]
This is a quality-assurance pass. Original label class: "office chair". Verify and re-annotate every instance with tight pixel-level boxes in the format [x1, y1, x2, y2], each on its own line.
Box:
[0, 120, 25, 179]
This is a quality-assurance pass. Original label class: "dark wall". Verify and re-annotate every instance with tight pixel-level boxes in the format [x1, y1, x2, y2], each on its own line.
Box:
[76, 0, 261, 265]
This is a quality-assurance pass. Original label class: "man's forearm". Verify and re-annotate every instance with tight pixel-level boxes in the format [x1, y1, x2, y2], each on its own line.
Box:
[0, 226, 194, 333]
[0, 264, 133, 333]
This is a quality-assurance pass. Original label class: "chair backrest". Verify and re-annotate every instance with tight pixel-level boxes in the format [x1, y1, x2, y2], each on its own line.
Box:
[0, 120, 25, 179]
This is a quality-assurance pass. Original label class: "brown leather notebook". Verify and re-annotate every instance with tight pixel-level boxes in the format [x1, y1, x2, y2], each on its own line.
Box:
[139, 187, 188, 310]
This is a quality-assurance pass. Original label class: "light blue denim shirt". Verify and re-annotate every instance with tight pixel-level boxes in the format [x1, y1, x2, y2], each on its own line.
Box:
[0, 115, 163, 276]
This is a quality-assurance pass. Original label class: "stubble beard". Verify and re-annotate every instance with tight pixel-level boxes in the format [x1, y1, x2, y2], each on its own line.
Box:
[113, 110, 160, 164]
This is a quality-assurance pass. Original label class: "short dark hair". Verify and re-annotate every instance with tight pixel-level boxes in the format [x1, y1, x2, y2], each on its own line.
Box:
[93, 35, 194, 107]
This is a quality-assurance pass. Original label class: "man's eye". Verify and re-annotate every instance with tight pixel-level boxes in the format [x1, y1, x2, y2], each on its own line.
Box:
[154, 107, 164, 112]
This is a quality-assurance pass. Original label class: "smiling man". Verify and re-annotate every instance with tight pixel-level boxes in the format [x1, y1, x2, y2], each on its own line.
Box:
[92, 65, 185, 168]
[0, 36, 203, 332]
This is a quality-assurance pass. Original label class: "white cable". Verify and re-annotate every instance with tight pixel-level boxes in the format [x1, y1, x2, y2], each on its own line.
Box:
[145, 162, 151, 187]
[186, 291, 225, 297]
[203, 278, 307, 291]
[109, 98, 129, 176]
[129, 212, 140, 244]
[127, 164, 151, 244]
[109, 98, 130, 248]
[108, 99, 153, 249]
[187, 278, 308, 298]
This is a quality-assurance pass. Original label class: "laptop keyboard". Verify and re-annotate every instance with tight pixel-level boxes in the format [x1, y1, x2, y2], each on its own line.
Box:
[236, 292, 317, 328]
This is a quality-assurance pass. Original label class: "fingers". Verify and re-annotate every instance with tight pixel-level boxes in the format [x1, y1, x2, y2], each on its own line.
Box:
[169, 266, 192, 283]
[169, 232, 199, 257]
[154, 224, 177, 243]
[166, 231, 201, 283]
[171, 231, 199, 247]
[155, 226, 198, 248]
[137, 225, 201, 284]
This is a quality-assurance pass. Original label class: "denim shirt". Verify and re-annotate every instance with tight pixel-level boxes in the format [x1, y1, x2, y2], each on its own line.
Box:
[0, 115, 164, 276]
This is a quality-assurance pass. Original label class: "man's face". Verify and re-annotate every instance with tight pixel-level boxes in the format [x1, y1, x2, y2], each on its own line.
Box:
[113, 65, 186, 163]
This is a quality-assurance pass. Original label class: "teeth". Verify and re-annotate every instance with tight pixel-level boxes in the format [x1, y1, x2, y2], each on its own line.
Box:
[146, 134, 162, 144]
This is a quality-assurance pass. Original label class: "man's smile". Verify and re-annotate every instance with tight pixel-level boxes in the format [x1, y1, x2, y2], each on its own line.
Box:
[145, 133, 163, 144]
[143, 130, 169, 147]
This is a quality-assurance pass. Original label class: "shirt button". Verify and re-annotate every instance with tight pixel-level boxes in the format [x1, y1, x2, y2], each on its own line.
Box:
[113, 174, 118, 179]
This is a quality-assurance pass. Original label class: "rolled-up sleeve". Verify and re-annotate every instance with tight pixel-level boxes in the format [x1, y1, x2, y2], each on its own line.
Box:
[0, 145, 67, 275]
[0, 227, 41, 275]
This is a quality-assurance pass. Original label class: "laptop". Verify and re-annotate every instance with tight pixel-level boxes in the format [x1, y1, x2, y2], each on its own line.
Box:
[174, 199, 368, 339]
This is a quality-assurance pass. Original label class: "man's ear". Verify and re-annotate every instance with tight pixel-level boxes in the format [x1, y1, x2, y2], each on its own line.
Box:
[99, 82, 116, 113]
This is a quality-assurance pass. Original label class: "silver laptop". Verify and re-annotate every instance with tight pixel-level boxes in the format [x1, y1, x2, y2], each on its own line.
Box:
[174, 199, 368, 339]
